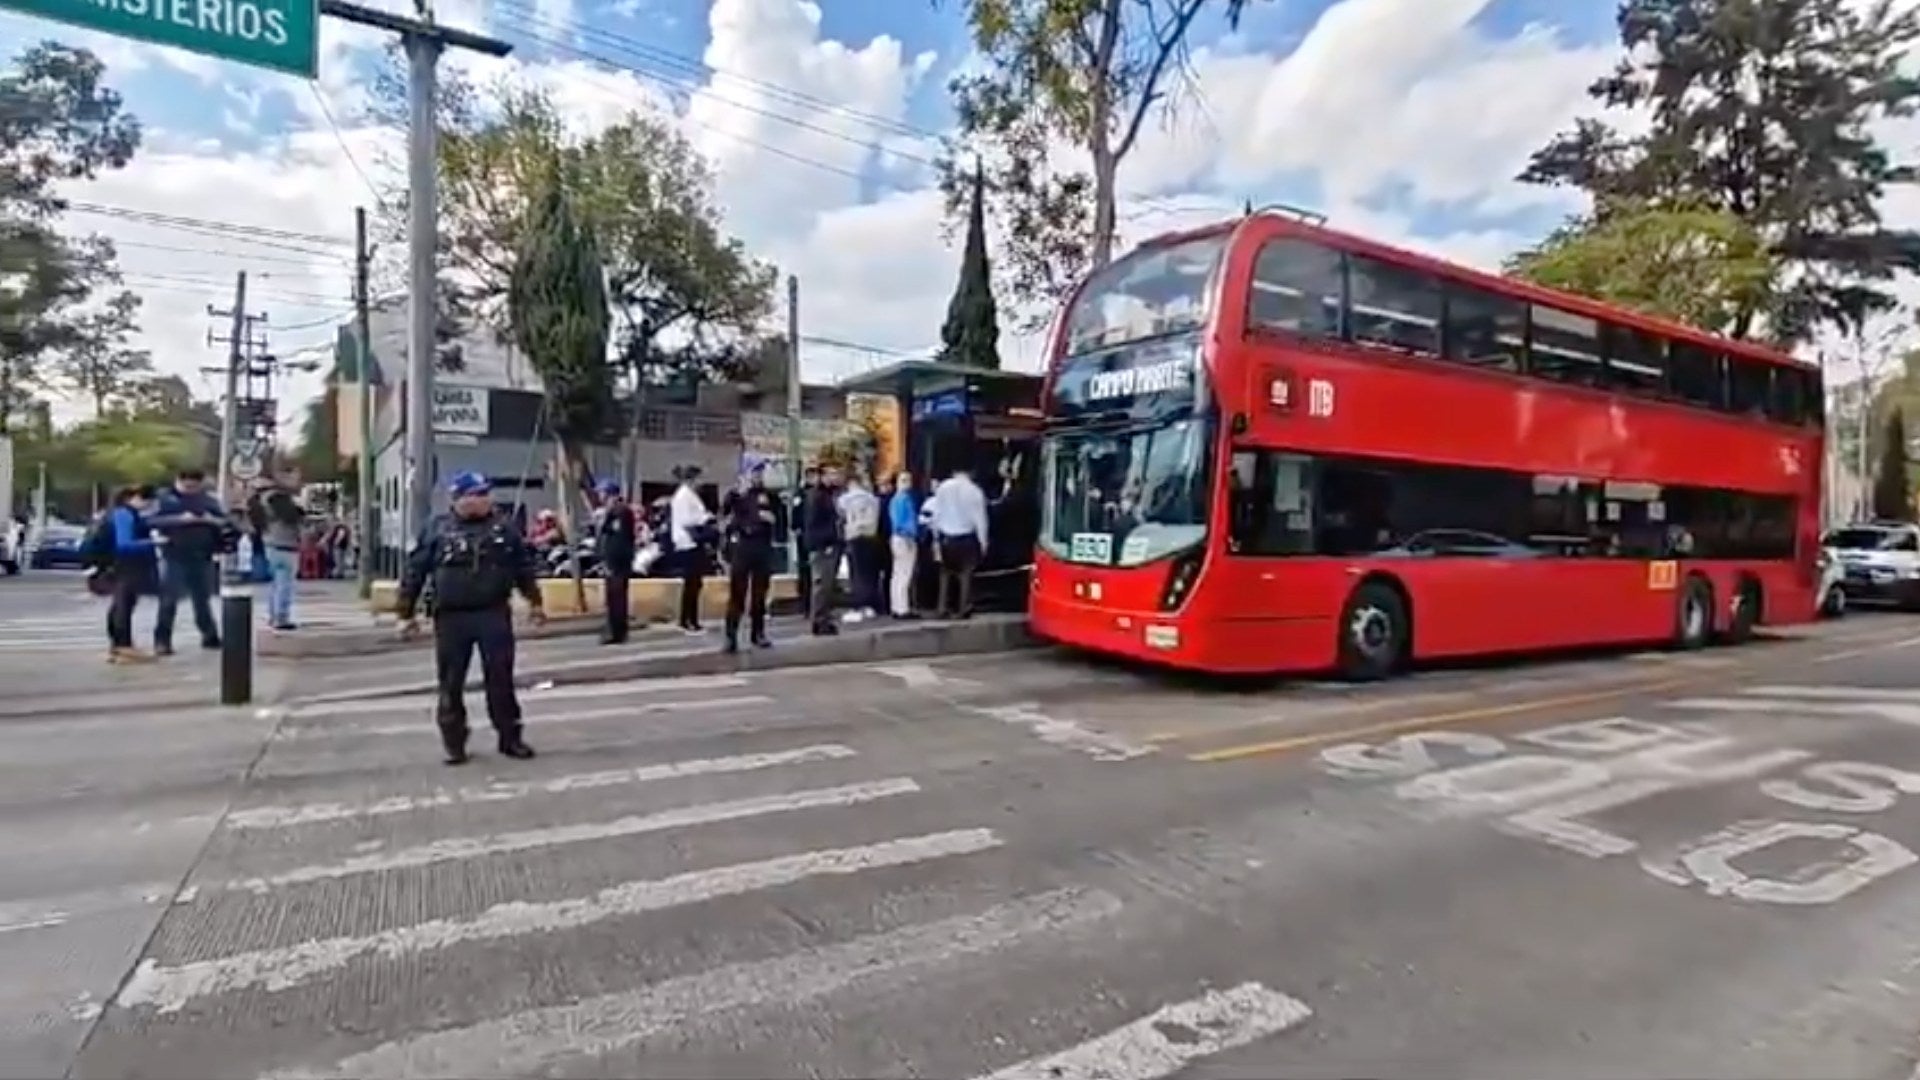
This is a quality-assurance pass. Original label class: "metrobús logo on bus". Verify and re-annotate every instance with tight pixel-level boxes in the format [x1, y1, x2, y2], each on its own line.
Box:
[1085, 356, 1192, 401]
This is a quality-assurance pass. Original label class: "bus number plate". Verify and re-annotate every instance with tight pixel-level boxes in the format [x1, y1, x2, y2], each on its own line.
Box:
[1071, 532, 1114, 564]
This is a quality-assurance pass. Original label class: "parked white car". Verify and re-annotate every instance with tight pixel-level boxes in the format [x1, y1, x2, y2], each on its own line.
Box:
[1823, 522, 1920, 612]
[1816, 545, 1845, 617]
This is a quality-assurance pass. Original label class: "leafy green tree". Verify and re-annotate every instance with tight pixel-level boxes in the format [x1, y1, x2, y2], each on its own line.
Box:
[1506, 199, 1779, 334]
[57, 290, 150, 416]
[1875, 407, 1913, 520]
[939, 164, 1001, 369]
[0, 42, 141, 432]
[939, 0, 1256, 328]
[509, 178, 610, 597]
[1520, 0, 1920, 342]
[291, 391, 342, 484]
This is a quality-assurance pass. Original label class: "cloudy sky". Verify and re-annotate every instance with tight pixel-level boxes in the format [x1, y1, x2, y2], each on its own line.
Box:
[5, 0, 1906, 434]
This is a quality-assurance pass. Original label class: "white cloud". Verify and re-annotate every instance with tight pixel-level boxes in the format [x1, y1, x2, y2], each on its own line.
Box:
[32, 0, 1644, 433]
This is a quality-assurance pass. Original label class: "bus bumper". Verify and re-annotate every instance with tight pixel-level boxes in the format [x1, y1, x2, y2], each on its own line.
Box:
[1030, 590, 1333, 674]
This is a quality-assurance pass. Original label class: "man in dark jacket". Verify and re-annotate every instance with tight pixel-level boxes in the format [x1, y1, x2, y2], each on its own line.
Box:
[802, 465, 843, 635]
[149, 467, 233, 654]
[720, 462, 777, 653]
[398, 472, 547, 765]
[594, 480, 637, 645]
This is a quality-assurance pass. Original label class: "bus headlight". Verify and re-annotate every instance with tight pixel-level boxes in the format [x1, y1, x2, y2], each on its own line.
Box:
[1159, 549, 1204, 611]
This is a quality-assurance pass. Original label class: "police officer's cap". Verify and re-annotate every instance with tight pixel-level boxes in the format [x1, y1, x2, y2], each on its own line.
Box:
[448, 471, 492, 497]
[596, 479, 621, 496]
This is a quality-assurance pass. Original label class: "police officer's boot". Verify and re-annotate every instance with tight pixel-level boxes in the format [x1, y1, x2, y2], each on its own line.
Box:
[498, 729, 536, 760]
[437, 717, 470, 766]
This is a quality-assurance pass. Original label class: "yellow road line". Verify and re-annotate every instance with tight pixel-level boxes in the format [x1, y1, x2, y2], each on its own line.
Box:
[1187, 676, 1696, 763]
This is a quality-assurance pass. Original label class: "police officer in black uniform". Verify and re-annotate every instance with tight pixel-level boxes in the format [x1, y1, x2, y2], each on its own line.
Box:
[398, 471, 547, 765]
[721, 462, 777, 654]
[594, 479, 637, 645]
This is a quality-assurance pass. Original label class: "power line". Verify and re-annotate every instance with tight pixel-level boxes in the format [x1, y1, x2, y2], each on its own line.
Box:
[64, 202, 351, 249]
[309, 81, 389, 209]
[494, 0, 940, 144]
[122, 274, 347, 307]
[110, 237, 347, 268]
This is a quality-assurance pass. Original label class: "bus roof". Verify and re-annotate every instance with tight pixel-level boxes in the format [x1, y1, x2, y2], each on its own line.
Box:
[1121, 213, 1814, 374]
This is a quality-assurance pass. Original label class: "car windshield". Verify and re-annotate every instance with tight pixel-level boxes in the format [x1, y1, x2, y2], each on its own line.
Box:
[1062, 234, 1228, 357]
[1041, 415, 1212, 567]
[1825, 528, 1903, 550]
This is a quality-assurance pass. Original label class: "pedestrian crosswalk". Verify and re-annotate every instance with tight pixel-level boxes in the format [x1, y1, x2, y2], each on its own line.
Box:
[0, 588, 375, 657]
[17, 673, 1316, 1080]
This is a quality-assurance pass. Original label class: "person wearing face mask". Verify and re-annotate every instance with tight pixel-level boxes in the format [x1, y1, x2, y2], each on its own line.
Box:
[398, 472, 547, 766]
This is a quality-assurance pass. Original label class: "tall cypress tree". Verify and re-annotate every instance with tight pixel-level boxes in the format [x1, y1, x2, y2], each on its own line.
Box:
[1874, 407, 1912, 521]
[940, 164, 1001, 370]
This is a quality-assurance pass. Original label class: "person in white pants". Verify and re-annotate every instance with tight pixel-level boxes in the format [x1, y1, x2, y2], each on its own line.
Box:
[885, 470, 921, 618]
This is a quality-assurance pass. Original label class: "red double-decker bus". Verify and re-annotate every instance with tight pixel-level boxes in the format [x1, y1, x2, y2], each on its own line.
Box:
[1028, 211, 1824, 679]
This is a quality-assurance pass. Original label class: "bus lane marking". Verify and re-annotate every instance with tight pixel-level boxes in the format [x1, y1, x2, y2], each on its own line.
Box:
[967, 702, 1156, 762]
[1310, 712, 1920, 908]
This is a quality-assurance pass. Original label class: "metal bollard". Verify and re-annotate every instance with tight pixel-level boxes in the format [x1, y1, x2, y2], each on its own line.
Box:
[220, 590, 252, 705]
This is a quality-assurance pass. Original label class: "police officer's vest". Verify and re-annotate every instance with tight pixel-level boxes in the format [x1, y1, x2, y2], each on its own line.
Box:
[432, 517, 520, 612]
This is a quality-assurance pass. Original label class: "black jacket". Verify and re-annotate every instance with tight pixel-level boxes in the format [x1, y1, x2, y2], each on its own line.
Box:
[398, 513, 540, 618]
[801, 485, 842, 552]
[597, 504, 638, 569]
[722, 484, 777, 554]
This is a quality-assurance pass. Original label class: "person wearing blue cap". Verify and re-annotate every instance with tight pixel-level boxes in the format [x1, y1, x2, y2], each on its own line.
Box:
[397, 470, 547, 765]
[593, 479, 638, 645]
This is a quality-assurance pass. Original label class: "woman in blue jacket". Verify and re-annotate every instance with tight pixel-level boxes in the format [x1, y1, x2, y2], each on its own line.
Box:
[103, 484, 160, 664]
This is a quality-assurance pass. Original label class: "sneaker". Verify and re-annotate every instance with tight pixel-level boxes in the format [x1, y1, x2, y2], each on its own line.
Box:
[498, 740, 536, 760]
[681, 624, 704, 636]
[109, 647, 156, 664]
[752, 636, 773, 649]
[443, 746, 470, 766]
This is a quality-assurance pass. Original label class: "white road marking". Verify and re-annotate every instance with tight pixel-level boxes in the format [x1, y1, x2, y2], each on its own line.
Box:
[1741, 685, 1920, 702]
[226, 745, 860, 829]
[976, 982, 1312, 1080]
[1644, 819, 1918, 904]
[220, 777, 922, 893]
[1499, 778, 1676, 859]
[872, 662, 983, 691]
[274, 695, 776, 741]
[270, 884, 1112, 1080]
[0, 881, 173, 933]
[120, 828, 1005, 1015]
[968, 702, 1155, 762]
[288, 674, 753, 718]
[1670, 696, 1920, 726]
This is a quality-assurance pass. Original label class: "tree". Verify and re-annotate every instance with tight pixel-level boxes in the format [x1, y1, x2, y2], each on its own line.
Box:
[57, 290, 150, 416]
[939, 0, 1255, 327]
[509, 178, 610, 600]
[1875, 407, 1912, 520]
[1506, 199, 1779, 334]
[291, 391, 342, 484]
[1519, 0, 1920, 343]
[939, 164, 1002, 369]
[0, 42, 141, 432]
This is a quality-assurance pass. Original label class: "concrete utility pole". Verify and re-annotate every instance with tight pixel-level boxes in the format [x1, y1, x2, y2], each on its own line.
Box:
[210, 272, 249, 511]
[785, 274, 802, 572]
[353, 206, 376, 598]
[316, 0, 511, 547]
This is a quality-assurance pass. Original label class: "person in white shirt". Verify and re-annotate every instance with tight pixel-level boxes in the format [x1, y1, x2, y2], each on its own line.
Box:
[835, 474, 882, 620]
[928, 467, 989, 619]
[668, 464, 714, 633]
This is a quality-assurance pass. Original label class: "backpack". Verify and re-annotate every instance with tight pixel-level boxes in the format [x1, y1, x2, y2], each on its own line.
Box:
[81, 512, 118, 569]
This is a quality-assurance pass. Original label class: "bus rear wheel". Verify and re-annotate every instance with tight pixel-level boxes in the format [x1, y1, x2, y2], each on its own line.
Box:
[1674, 576, 1713, 651]
[1337, 580, 1408, 682]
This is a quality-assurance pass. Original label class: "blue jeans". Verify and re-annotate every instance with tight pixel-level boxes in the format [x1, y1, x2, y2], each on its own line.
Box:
[266, 547, 298, 626]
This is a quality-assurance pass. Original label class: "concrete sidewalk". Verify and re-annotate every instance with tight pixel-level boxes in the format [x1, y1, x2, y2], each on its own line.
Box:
[282, 613, 1040, 705]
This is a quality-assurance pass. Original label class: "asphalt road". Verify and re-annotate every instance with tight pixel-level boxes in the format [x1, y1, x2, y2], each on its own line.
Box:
[10, 599, 1920, 1077]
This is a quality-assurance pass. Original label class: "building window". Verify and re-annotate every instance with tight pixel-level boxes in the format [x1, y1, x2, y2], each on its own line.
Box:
[1347, 255, 1442, 357]
[1443, 285, 1526, 372]
[1247, 239, 1344, 339]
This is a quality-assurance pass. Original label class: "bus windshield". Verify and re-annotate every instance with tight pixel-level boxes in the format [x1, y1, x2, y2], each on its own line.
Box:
[1041, 415, 1212, 568]
[1063, 234, 1228, 356]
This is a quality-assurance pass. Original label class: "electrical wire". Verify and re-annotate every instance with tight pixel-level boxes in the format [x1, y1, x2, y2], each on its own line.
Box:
[110, 237, 347, 268]
[64, 202, 351, 249]
[309, 81, 390, 209]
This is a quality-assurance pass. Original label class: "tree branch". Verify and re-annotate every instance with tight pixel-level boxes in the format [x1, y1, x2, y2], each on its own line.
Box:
[1116, 0, 1206, 160]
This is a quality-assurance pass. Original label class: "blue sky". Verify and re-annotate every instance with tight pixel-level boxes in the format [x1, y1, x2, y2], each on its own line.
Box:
[2, 0, 1642, 416]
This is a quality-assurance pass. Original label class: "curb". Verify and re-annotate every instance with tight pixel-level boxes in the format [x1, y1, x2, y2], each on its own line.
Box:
[256, 613, 633, 659]
[282, 615, 1041, 705]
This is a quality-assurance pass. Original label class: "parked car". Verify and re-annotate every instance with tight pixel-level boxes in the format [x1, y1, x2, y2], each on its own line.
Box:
[29, 522, 88, 570]
[1822, 521, 1920, 610]
[1816, 545, 1846, 618]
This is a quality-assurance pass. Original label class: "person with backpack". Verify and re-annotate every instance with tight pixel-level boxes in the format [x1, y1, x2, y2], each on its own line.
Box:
[88, 485, 162, 664]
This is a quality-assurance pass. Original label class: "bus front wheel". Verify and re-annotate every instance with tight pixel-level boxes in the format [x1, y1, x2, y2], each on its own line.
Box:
[1674, 576, 1713, 651]
[1337, 580, 1409, 682]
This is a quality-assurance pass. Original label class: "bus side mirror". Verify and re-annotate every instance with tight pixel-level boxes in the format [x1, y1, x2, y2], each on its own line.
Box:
[1230, 412, 1249, 436]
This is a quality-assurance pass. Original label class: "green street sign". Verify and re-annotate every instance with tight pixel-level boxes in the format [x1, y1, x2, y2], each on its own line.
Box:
[1, 0, 319, 78]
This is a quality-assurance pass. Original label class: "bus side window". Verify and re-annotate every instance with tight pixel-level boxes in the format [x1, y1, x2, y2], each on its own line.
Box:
[1442, 285, 1525, 372]
[1728, 358, 1772, 418]
[1606, 324, 1669, 398]
[1227, 450, 1315, 556]
[1528, 306, 1604, 387]
[1669, 342, 1726, 410]
[1348, 255, 1442, 358]
[1248, 239, 1344, 339]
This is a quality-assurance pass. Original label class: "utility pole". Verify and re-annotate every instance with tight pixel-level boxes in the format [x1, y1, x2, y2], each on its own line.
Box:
[353, 206, 376, 598]
[785, 273, 802, 573]
[315, 0, 512, 548]
[211, 272, 249, 513]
